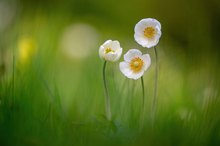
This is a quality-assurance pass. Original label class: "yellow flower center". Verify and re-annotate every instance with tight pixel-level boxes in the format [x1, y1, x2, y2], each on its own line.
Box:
[130, 57, 144, 73]
[105, 48, 114, 54]
[144, 27, 155, 39]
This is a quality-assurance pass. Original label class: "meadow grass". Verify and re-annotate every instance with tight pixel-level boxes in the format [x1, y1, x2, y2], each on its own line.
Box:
[1, 46, 220, 145]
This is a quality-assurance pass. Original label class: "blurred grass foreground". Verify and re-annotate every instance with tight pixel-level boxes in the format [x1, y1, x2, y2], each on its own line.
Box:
[1, 0, 220, 145]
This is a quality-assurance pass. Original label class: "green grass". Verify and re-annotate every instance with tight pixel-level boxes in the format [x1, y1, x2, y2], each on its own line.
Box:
[1, 46, 220, 145]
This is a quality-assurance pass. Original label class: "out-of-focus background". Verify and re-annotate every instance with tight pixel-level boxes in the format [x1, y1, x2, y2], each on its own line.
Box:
[0, 0, 220, 145]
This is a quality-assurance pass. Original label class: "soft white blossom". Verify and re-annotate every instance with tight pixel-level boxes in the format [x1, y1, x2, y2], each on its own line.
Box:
[99, 40, 122, 62]
[134, 18, 161, 48]
[119, 49, 151, 80]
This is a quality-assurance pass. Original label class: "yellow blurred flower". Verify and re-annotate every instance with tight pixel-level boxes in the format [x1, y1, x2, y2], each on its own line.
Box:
[18, 37, 37, 65]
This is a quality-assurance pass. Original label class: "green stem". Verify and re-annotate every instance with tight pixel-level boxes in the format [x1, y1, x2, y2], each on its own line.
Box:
[103, 61, 111, 120]
[141, 76, 145, 109]
[12, 48, 15, 109]
[152, 46, 158, 122]
[139, 76, 145, 130]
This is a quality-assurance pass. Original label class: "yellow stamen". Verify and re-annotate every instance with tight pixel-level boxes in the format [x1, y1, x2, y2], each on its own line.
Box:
[144, 27, 155, 39]
[130, 57, 144, 73]
[105, 48, 114, 54]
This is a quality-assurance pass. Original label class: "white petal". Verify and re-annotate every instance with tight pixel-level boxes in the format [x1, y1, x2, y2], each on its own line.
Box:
[111, 40, 120, 51]
[129, 71, 144, 80]
[105, 53, 117, 62]
[134, 22, 146, 36]
[141, 18, 161, 30]
[146, 40, 159, 48]
[113, 47, 122, 61]
[141, 54, 151, 71]
[124, 49, 142, 62]
[99, 45, 105, 59]
[99, 40, 112, 59]
[102, 40, 112, 47]
[151, 18, 161, 30]
[134, 35, 149, 48]
[101, 40, 115, 50]
[154, 28, 162, 41]
[119, 62, 133, 78]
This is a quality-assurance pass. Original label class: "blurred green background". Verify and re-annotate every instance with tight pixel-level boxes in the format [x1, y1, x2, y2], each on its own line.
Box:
[0, 0, 220, 145]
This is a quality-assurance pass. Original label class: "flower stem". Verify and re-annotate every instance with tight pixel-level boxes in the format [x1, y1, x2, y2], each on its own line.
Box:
[152, 46, 158, 123]
[139, 76, 145, 131]
[12, 47, 15, 109]
[103, 61, 111, 120]
[141, 76, 145, 109]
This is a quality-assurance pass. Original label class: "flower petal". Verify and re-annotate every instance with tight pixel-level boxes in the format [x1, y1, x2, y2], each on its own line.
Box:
[111, 40, 120, 51]
[134, 22, 146, 36]
[134, 35, 149, 47]
[105, 52, 117, 61]
[119, 62, 133, 78]
[146, 39, 159, 48]
[113, 47, 122, 61]
[101, 40, 115, 50]
[139, 18, 161, 29]
[141, 54, 151, 71]
[124, 49, 142, 62]
[102, 40, 112, 47]
[129, 71, 144, 80]
[99, 45, 105, 59]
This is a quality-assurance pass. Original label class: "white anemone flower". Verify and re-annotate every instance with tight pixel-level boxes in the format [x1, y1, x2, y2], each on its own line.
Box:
[99, 40, 122, 62]
[134, 18, 161, 48]
[119, 49, 151, 80]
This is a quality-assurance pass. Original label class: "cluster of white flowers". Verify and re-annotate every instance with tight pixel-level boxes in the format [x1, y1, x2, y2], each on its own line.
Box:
[99, 18, 162, 80]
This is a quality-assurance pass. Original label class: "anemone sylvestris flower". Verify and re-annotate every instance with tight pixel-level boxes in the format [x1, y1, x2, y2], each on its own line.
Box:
[134, 18, 161, 48]
[99, 40, 122, 62]
[119, 49, 151, 80]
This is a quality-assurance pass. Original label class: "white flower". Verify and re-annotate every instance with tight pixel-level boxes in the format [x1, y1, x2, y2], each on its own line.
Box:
[119, 49, 151, 80]
[99, 40, 122, 62]
[134, 18, 161, 48]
